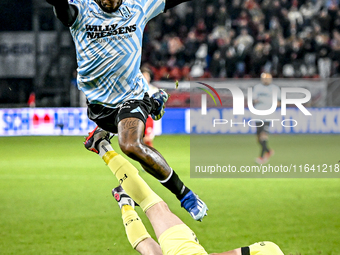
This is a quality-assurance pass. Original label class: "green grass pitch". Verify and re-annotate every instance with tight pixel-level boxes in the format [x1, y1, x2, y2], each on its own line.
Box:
[0, 134, 339, 255]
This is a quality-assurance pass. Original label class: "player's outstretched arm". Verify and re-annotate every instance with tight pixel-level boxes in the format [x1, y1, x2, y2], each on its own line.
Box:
[46, 0, 78, 27]
[164, 0, 191, 11]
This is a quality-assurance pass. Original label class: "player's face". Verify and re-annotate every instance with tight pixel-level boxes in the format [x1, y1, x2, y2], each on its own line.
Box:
[262, 77, 272, 85]
[98, 0, 122, 12]
[261, 73, 272, 85]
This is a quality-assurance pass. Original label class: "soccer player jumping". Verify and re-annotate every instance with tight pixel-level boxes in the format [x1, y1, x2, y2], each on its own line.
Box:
[88, 132, 284, 254]
[46, 0, 208, 221]
[252, 73, 281, 164]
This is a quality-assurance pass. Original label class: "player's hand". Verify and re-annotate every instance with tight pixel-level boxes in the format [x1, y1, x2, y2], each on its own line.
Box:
[151, 89, 168, 121]
[151, 106, 165, 120]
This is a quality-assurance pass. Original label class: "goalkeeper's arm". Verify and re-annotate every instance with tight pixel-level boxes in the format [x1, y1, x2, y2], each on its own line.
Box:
[164, 0, 191, 11]
[46, 0, 78, 27]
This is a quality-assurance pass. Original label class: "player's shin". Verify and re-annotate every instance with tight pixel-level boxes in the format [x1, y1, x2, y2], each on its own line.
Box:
[100, 140, 163, 212]
[260, 140, 269, 157]
[159, 168, 190, 201]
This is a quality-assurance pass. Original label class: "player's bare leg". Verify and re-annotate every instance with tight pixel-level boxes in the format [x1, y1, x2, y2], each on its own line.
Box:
[256, 131, 274, 164]
[117, 117, 208, 221]
[210, 249, 241, 255]
[118, 118, 170, 180]
[145, 201, 184, 239]
[135, 238, 162, 255]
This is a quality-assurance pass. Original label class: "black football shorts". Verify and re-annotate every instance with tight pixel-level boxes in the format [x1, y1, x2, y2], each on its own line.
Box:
[256, 121, 270, 135]
[87, 93, 153, 134]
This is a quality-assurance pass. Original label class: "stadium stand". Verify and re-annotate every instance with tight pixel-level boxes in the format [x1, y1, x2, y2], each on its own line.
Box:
[141, 0, 340, 80]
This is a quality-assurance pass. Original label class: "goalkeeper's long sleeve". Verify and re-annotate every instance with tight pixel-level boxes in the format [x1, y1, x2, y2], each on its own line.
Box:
[46, 0, 78, 27]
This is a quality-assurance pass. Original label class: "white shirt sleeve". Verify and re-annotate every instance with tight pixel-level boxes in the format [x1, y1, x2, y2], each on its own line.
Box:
[141, 0, 165, 23]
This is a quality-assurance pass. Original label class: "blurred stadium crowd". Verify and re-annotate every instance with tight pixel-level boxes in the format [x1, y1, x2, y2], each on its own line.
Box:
[142, 0, 340, 80]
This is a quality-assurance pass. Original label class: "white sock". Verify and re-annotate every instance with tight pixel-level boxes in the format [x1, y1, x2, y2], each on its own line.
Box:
[159, 168, 173, 183]
[98, 139, 114, 157]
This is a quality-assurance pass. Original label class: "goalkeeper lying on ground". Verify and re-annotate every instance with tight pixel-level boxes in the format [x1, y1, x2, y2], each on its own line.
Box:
[87, 130, 285, 255]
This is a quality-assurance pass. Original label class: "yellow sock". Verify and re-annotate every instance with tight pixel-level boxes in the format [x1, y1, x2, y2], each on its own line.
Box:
[121, 205, 151, 249]
[103, 151, 163, 212]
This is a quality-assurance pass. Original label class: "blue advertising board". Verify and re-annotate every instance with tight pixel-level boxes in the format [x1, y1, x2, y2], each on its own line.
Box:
[0, 108, 339, 136]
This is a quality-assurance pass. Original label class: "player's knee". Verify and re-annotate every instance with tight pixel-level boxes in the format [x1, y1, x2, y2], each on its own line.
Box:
[139, 246, 162, 255]
[140, 250, 162, 255]
[119, 140, 143, 158]
[119, 142, 136, 157]
[259, 133, 268, 141]
[136, 237, 163, 255]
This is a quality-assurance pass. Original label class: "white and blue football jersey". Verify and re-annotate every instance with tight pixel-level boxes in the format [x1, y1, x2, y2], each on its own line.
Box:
[253, 83, 281, 111]
[68, 0, 165, 108]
